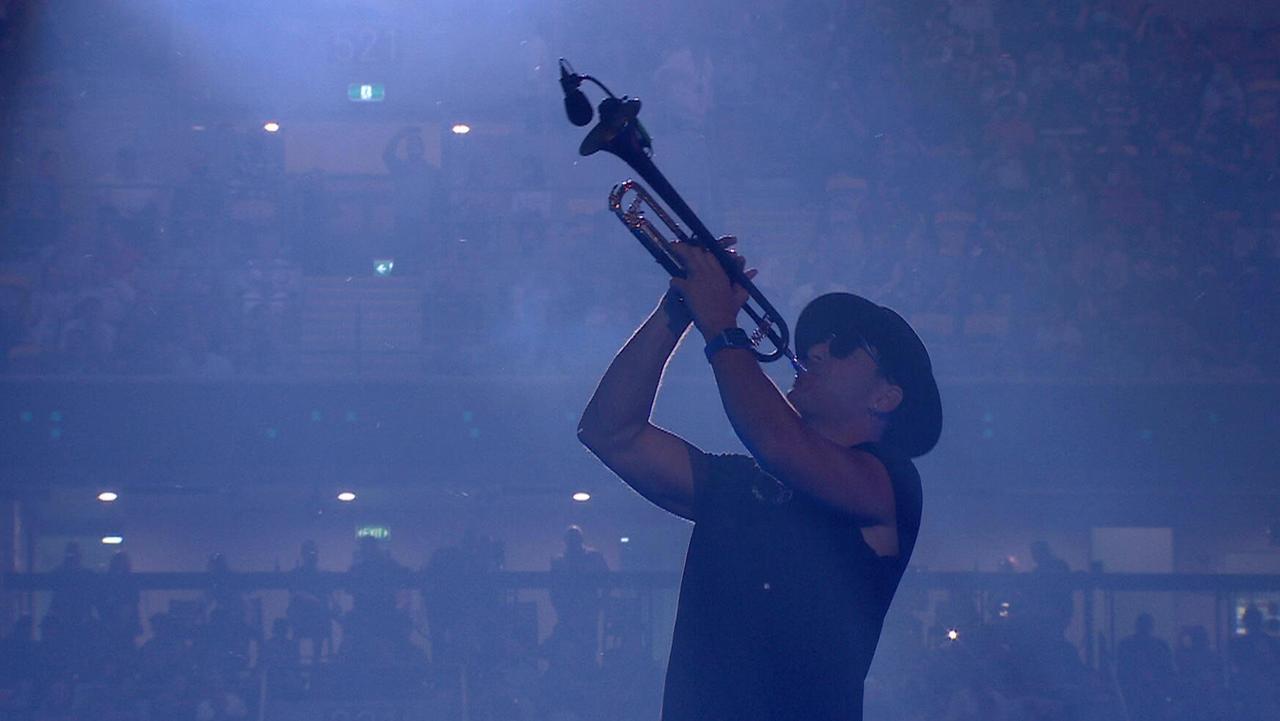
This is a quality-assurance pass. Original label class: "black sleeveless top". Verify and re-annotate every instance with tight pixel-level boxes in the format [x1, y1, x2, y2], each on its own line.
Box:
[660, 443, 922, 721]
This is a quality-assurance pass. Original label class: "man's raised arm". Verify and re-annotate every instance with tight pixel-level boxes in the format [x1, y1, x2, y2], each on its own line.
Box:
[577, 292, 702, 521]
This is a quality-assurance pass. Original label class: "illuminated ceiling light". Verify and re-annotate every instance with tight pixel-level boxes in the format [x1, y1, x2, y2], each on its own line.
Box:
[619, 537, 630, 544]
[946, 628, 960, 641]
[97, 491, 119, 503]
[263, 121, 281, 133]
[101, 536, 124, 545]
[191, 124, 206, 131]
[571, 491, 591, 502]
[451, 123, 471, 135]
[337, 491, 357, 502]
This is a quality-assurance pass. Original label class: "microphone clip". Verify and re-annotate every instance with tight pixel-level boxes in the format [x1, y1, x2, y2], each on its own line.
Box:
[558, 58, 583, 94]
[559, 58, 624, 128]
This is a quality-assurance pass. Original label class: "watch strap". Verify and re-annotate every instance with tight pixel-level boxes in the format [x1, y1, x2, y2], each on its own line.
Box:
[704, 327, 754, 361]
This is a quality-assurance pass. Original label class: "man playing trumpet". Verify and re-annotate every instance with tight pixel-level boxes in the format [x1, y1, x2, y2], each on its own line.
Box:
[578, 236, 941, 721]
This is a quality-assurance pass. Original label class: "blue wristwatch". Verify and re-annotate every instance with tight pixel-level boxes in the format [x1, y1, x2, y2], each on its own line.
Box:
[704, 327, 754, 361]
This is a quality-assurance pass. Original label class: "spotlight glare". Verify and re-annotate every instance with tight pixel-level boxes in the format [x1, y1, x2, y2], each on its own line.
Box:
[571, 491, 591, 502]
[97, 491, 119, 503]
[263, 121, 281, 133]
[337, 491, 357, 502]
[101, 536, 124, 545]
[451, 123, 471, 135]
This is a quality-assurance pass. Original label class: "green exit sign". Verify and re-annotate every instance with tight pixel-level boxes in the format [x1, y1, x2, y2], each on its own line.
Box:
[347, 83, 385, 103]
[356, 524, 390, 540]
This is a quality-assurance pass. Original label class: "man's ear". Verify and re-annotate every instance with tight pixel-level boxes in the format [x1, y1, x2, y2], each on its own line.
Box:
[872, 382, 903, 415]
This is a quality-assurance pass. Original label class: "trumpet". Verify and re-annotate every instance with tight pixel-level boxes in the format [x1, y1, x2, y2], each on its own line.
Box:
[560, 59, 801, 370]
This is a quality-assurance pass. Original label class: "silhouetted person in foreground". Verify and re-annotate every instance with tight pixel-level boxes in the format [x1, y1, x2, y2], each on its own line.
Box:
[1116, 612, 1174, 721]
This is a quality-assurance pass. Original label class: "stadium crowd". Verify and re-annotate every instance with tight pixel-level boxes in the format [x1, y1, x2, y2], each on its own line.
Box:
[4, 537, 1279, 721]
[0, 0, 1276, 380]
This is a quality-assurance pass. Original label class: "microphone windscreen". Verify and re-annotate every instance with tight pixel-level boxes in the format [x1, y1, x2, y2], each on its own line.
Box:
[565, 90, 593, 126]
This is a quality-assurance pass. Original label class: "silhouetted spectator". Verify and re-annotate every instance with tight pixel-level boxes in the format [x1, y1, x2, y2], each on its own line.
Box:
[95, 551, 142, 656]
[342, 536, 417, 677]
[259, 618, 305, 700]
[46, 541, 94, 634]
[1228, 604, 1280, 720]
[1024, 540, 1073, 635]
[286, 540, 334, 662]
[138, 611, 196, 689]
[382, 126, 444, 275]
[1115, 612, 1174, 721]
[201, 554, 254, 675]
[1173, 625, 1228, 721]
[546, 525, 609, 666]
[259, 618, 298, 671]
[423, 527, 504, 666]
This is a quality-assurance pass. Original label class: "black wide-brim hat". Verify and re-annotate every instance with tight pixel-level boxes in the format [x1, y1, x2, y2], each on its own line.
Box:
[795, 293, 942, 458]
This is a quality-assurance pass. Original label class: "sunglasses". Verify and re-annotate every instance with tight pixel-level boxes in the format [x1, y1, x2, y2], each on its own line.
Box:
[804, 332, 889, 377]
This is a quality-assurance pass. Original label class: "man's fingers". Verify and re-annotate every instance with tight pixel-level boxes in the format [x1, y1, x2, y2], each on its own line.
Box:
[667, 242, 694, 271]
[717, 235, 738, 248]
[669, 241, 698, 260]
[669, 241, 718, 274]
